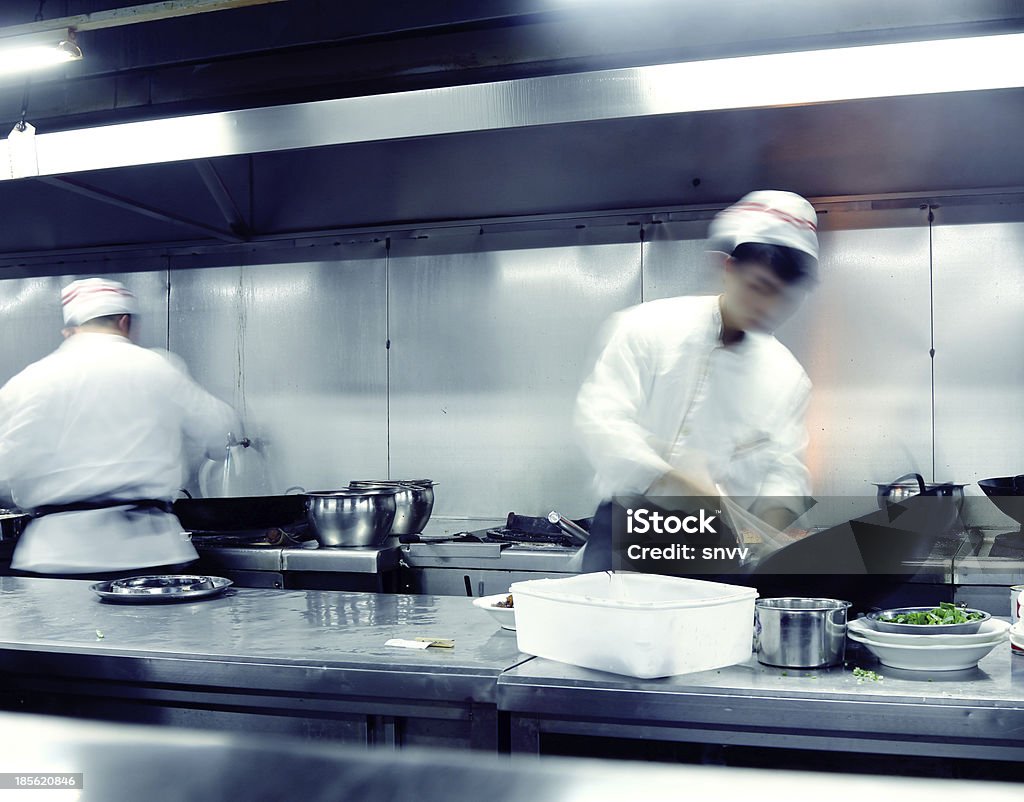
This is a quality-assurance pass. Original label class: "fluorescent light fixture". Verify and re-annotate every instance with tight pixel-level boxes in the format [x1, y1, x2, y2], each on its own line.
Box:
[640, 32, 1024, 113]
[0, 29, 82, 77]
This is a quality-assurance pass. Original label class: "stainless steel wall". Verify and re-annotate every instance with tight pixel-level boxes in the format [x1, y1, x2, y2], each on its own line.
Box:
[0, 215, 1020, 527]
[168, 253, 389, 495]
[388, 231, 641, 521]
[933, 221, 1024, 527]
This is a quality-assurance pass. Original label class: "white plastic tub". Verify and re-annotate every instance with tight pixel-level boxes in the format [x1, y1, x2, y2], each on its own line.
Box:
[510, 572, 758, 679]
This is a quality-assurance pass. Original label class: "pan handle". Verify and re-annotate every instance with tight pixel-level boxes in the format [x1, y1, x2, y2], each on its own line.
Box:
[884, 473, 927, 496]
[547, 511, 589, 546]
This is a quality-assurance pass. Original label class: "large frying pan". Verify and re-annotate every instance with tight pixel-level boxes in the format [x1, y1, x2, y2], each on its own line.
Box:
[713, 500, 953, 611]
[173, 491, 307, 532]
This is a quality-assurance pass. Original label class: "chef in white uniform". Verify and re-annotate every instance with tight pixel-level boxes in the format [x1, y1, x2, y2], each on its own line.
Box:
[573, 190, 819, 570]
[0, 278, 240, 577]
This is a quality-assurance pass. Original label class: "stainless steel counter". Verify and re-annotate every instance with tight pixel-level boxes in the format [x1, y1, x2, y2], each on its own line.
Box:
[7, 711, 1018, 802]
[0, 577, 524, 749]
[499, 642, 1024, 761]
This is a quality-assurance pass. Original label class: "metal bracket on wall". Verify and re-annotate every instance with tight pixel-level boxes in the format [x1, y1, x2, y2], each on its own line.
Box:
[36, 175, 245, 243]
[194, 160, 251, 240]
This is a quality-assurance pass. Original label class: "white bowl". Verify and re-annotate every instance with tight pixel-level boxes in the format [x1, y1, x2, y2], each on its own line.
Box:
[847, 627, 1007, 671]
[849, 616, 1010, 646]
[473, 593, 516, 631]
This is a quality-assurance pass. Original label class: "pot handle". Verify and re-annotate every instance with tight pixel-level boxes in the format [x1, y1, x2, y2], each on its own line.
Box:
[886, 473, 927, 495]
[284, 486, 307, 495]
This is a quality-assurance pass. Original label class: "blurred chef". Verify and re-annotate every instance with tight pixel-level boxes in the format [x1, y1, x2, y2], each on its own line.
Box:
[0, 277, 240, 578]
[573, 191, 820, 570]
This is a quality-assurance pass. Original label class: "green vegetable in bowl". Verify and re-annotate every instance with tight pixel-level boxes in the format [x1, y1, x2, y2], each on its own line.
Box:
[879, 602, 983, 626]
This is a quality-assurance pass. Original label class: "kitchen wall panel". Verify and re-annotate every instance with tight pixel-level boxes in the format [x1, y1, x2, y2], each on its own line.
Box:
[932, 221, 1024, 527]
[388, 232, 642, 521]
[168, 253, 388, 493]
[2, 212, 1019, 526]
[0, 270, 169, 386]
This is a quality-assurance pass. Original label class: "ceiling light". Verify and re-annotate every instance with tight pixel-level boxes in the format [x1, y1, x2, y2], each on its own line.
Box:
[640, 32, 1024, 114]
[0, 29, 82, 77]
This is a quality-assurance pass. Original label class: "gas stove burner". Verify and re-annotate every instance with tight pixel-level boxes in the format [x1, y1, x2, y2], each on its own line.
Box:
[989, 529, 1024, 559]
[484, 528, 576, 547]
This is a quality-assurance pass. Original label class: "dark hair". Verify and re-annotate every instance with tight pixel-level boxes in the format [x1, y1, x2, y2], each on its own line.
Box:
[83, 313, 131, 330]
[730, 242, 816, 286]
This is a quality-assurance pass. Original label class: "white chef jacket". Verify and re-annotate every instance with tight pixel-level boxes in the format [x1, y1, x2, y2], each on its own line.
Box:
[0, 332, 240, 573]
[574, 295, 811, 506]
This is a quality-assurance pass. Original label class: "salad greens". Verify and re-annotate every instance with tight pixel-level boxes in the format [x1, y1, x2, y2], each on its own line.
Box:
[879, 602, 983, 626]
[852, 667, 883, 682]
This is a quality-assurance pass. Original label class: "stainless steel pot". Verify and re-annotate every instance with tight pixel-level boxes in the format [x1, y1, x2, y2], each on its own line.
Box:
[305, 489, 397, 548]
[874, 473, 966, 507]
[873, 473, 966, 537]
[349, 480, 434, 535]
[755, 597, 852, 668]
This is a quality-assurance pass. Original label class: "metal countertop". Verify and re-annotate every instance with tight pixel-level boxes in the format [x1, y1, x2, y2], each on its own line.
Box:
[0, 577, 524, 702]
[499, 641, 1024, 759]
[5, 711, 1018, 802]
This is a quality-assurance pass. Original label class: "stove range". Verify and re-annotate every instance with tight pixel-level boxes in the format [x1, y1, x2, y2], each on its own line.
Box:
[399, 513, 584, 597]
[988, 528, 1024, 559]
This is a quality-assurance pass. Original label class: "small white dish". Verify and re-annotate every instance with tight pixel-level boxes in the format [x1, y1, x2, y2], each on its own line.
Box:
[849, 616, 1009, 646]
[473, 593, 516, 631]
[847, 627, 1007, 671]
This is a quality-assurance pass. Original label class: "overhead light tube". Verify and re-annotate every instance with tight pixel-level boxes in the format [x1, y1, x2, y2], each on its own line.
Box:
[0, 29, 82, 77]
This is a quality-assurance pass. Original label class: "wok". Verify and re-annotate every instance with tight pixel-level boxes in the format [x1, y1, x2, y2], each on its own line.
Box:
[979, 475, 1024, 525]
[173, 488, 307, 532]
[722, 504, 950, 612]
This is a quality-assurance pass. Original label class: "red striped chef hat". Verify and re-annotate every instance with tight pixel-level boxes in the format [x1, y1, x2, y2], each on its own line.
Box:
[707, 190, 819, 261]
[61, 278, 139, 327]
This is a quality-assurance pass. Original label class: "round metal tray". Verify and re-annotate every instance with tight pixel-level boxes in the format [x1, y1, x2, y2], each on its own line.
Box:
[91, 575, 233, 603]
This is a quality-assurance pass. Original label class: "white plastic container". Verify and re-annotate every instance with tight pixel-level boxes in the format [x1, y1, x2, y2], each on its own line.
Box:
[510, 572, 758, 679]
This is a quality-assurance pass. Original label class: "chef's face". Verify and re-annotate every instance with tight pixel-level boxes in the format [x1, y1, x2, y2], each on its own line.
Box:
[722, 258, 808, 333]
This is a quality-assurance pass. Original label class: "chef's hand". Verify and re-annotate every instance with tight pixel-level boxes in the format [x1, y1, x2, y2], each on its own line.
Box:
[754, 505, 799, 532]
[647, 467, 719, 502]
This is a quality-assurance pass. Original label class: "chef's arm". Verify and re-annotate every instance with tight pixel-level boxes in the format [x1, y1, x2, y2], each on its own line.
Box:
[172, 371, 243, 459]
[752, 376, 812, 524]
[573, 318, 676, 495]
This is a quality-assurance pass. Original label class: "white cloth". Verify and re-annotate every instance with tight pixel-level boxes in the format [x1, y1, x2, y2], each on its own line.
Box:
[706, 190, 819, 260]
[0, 333, 241, 573]
[573, 295, 811, 506]
[61, 278, 139, 327]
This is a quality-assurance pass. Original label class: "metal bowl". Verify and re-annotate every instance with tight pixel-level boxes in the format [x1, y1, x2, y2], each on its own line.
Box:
[349, 480, 434, 535]
[305, 488, 397, 547]
[868, 606, 991, 635]
[109, 575, 216, 595]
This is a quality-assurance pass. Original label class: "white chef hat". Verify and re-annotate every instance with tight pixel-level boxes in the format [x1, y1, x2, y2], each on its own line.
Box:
[61, 278, 139, 327]
[706, 190, 819, 261]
